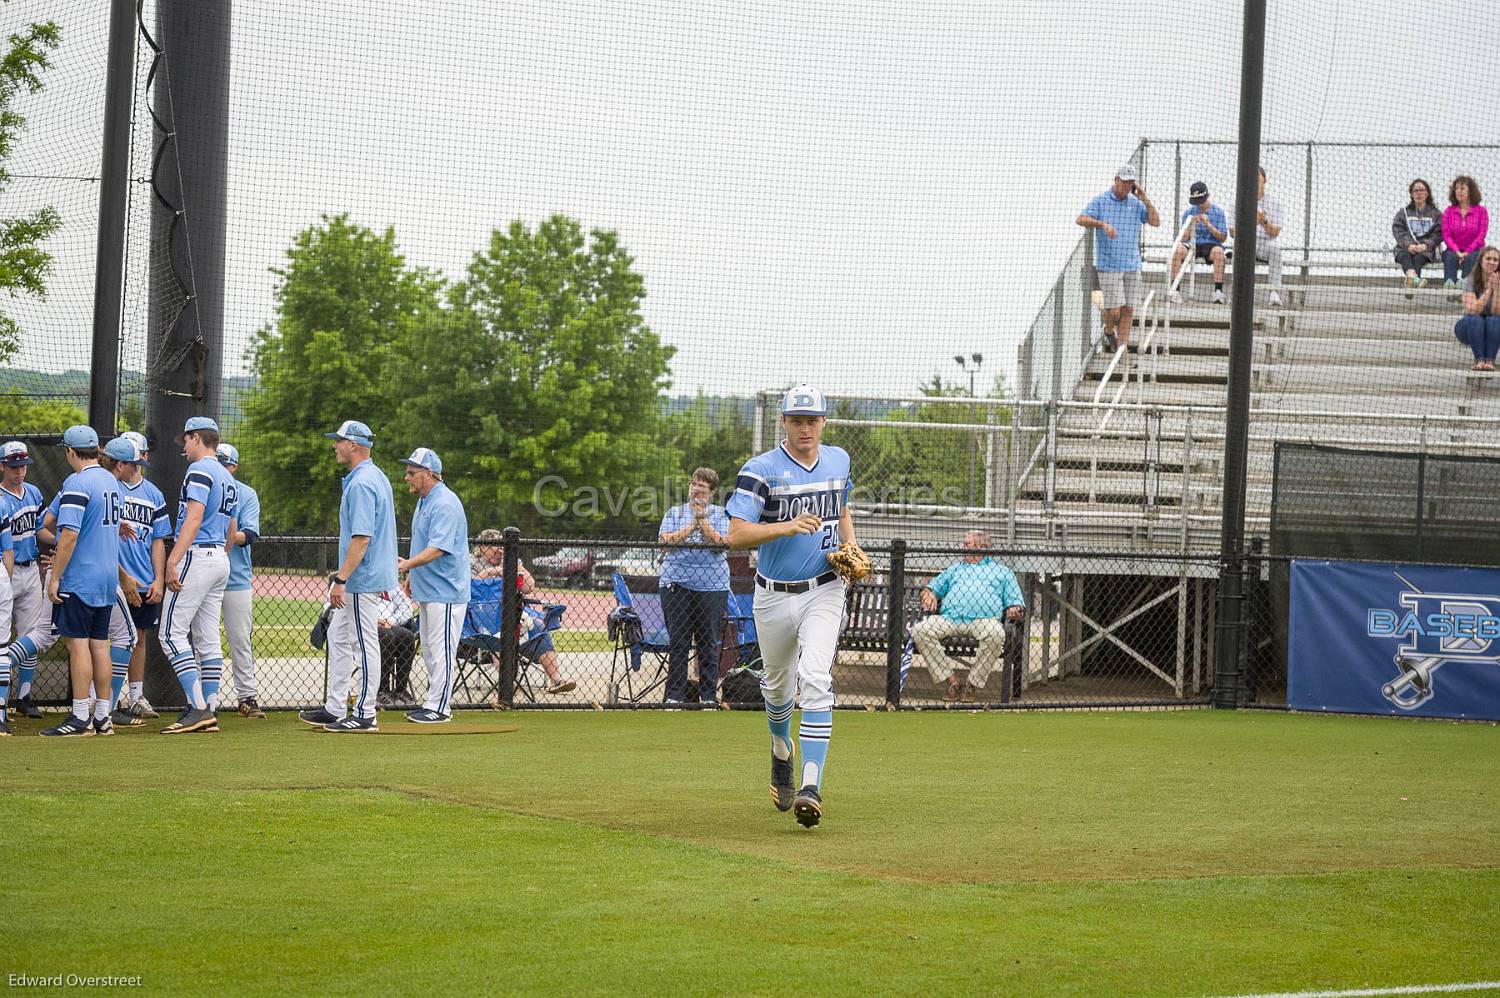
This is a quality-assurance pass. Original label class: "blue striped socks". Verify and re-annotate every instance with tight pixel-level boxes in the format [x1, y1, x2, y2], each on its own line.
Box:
[13, 638, 37, 699]
[172, 658, 206, 711]
[798, 710, 832, 790]
[766, 698, 794, 762]
[109, 646, 131, 710]
[201, 659, 223, 709]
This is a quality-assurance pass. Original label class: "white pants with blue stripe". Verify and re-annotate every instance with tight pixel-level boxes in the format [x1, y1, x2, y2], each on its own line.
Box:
[159, 547, 228, 675]
[326, 591, 382, 719]
[752, 577, 846, 712]
[418, 601, 464, 715]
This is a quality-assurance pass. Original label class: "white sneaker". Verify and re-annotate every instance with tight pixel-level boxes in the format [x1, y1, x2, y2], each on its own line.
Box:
[1267, 290, 1283, 307]
[1167, 289, 1183, 305]
[1212, 289, 1226, 305]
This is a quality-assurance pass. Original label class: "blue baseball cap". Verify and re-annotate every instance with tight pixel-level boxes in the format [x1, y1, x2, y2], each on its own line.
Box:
[183, 416, 219, 434]
[1, 441, 34, 466]
[779, 384, 828, 417]
[398, 447, 442, 475]
[61, 425, 100, 450]
[325, 419, 375, 447]
[216, 443, 240, 466]
[104, 436, 148, 465]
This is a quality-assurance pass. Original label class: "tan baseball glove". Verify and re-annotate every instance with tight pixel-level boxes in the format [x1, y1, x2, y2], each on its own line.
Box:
[826, 542, 872, 582]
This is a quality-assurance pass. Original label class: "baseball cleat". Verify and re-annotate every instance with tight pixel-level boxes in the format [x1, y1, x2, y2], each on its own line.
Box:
[792, 785, 822, 828]
[160, 708, 217, 734]
[110, 708, 145, 728]
[128, 697, 159, 720]
[12, 696, 43, 720]
[298, 708, 340, 727]
[405, 708, 450, 724]
[40, 715, 94, 737]
[92, 715, 115, 737]
[770, 754, 795, 812]
[238, 698, 266, 719]
[324, 715, 378, 733]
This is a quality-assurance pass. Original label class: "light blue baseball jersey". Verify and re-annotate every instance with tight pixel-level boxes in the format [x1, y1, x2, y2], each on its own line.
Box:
[175, 456, 237, 547]
[0, 482, 45, 562]
[727, 443, 853, 583]
[408, 481, 469, 604]
[0, 510, 11, 558]
[226, 479, 260, 592]
[119, 476, 171, 590]
[340, 458, 398, 594]
[55, 465, 123, 607]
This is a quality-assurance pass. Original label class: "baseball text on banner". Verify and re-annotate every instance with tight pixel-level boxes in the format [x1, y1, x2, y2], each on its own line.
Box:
[1288, 560, 1500, 721]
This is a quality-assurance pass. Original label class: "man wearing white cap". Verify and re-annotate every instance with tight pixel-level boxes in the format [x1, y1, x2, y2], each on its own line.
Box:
[396, 447, 468, 723]
[0, 440, 48, 721]
[1077, 164, 1161, 350]
[299, 420, 396, 732]
[111, 430, 167, 722]
[217, 443, 264, 718]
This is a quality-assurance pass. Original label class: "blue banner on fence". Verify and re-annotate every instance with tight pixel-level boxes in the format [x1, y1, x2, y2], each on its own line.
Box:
[1289, 560, 1500, 720]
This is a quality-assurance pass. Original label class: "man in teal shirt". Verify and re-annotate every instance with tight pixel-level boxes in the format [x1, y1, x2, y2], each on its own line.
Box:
[911, 530, 1025, 702]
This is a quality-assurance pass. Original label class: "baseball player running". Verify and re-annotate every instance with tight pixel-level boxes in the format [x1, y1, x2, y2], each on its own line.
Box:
[158, 417, 239, 735]
[298, 420, 396, 733]
[396, 447, 468, 723]
[217, 443, 264, 718]
[39, 426, 125, 737]
[107, 433, 170, 726]
[727, 384, 866, 828]
[0, 500, 13, 734]
[0, 441, 49, 720]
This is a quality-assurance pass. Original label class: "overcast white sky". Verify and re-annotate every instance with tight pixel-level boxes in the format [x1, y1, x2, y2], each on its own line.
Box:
[7, 0, 1500, 400]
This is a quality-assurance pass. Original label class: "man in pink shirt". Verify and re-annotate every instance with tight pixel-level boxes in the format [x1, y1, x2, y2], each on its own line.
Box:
[1443, 175, 1488, 296]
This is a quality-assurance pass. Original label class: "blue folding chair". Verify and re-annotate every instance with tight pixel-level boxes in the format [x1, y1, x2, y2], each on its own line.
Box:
[455, 577, 566, 705]
[607, 572, 672, 703]
[726, 580, 760, 668]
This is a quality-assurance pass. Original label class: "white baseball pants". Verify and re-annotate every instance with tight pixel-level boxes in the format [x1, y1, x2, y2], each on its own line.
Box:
[222, 588, 257, 700]
[325, 590, 382, 720]
[418, 601, 465, 715]
[752, 577, 846, 712]
[9, 562, 45, 648]
[159, 547, 229, 673]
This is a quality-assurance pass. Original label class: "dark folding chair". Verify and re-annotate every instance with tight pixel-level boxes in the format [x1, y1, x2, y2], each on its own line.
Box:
[453, 577, 567, 706]
[606, 572, 671, 703]
[726, 578, 760, 669]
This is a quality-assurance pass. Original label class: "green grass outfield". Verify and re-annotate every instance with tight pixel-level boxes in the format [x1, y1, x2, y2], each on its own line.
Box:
[4, 710, 1498, 996]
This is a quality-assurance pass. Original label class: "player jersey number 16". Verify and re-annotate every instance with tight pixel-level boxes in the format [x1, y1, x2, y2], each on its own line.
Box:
[101, 492, 122, 527]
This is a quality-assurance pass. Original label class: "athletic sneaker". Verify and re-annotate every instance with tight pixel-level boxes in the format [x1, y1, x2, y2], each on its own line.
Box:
[128, 697, 159, 720]
[770, 754, 795, 812]
[793, 785, 823, 828]
[40, 715, 93, 737]
[324, 715, 378, 733]
[544, 680, 576, 695]
[0, 716, 10, 736]
[160, 708, 217, 734]
[1267, 290, 1283, 307]
[12, 696, 43, 720]
[111, 708, 144, 728]
[238, 698, 266, 719]
[1212, 289, 1225, 305]
[92, 715, 114, 737]
[405, 708, 451, 724]
[298, 707, 340, 726]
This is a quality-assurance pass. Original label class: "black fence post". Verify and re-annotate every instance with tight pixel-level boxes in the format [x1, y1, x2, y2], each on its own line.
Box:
[1242, 537, 1264, 704]
[499, 526, 521, 708]
[885, 538, 906, 707]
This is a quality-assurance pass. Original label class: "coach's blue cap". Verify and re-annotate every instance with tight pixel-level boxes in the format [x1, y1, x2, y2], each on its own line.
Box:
[398, 447, 442, 475]
[216, 443, 240, 467]
[183, 416, 219, 434]
[61, 425, 100, 450]
[1, 441, 34, 466]
[325, 419, 375, 447]
[104, 436, 147, 465]
[779, 384, 828, 417]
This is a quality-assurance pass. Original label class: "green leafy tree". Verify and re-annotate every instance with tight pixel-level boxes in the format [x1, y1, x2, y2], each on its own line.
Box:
[401, 215, 676, 534]
[0, 8, 62, 362]
[0, 393, 83, 432]
[662, 393, 754, 504]
[239, 214, 442, 533]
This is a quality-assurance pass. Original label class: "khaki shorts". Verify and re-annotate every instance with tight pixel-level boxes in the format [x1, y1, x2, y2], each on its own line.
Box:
[1097, 270, 1142, 310]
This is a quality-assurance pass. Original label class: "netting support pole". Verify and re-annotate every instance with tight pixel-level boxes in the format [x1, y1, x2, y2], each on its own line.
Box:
[884, 538, 906, 708]
[88, 0, 137, 434]
[1214, 0, 1266, 710]
[498, 527, 522, 708]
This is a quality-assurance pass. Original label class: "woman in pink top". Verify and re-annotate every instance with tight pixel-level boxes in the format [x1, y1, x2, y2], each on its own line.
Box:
[1442, 175, 1488, 293]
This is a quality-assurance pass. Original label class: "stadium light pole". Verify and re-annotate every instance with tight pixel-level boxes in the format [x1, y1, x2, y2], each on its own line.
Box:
[87, 0, 138, 435]
[1214, 0, 1267, 709]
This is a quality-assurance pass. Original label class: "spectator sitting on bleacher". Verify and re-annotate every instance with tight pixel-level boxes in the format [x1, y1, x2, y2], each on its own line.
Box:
[1455, 245, 1500, 372]
[1229, 165, 1284, 308]
[910, 530, 1025, 703]
[1393, 178, 1444, 294]
[470, 528, 576, 694]
[1442, 176, 1488, 298]
[1169, 181, 1229, 306]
